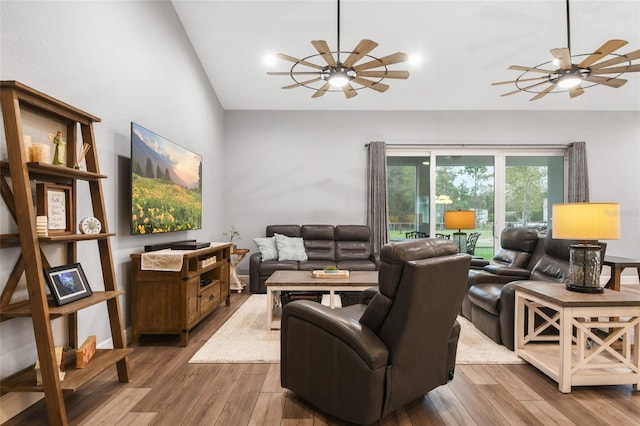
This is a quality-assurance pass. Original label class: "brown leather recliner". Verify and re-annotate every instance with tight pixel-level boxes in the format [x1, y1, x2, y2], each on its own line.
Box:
[461, 227, 540, 319]
[280, 239, 471, 425]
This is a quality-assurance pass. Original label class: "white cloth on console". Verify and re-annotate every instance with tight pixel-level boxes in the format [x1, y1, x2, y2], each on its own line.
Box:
[140, 249, 188, 271]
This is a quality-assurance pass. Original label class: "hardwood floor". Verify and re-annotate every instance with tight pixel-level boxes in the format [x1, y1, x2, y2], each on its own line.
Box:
[3, 291, 640, 426]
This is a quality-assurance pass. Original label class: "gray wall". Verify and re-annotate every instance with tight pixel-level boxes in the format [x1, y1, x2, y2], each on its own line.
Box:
[225, 110, 640, 273]
[0, 1, 225, 378]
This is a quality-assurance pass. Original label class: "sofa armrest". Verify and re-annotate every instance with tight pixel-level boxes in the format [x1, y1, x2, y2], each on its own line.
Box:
[249, 252, 262, 293]
[483, 265, 531, 278]
[470, 258, 490, 269]
[498, 282, 518, 351]
[281, 300, 388, 370]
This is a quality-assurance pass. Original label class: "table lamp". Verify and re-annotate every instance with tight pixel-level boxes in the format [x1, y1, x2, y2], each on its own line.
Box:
[552, 202, 620, 293]
[444, 210, 476, 253]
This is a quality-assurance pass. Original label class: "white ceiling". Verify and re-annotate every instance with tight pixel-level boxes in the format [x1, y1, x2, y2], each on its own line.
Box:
[172, 0, 640, 111]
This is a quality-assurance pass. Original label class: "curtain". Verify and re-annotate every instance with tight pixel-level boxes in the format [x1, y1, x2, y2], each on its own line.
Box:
[367, 141, 388, 260]
[568, 141, 589, 202]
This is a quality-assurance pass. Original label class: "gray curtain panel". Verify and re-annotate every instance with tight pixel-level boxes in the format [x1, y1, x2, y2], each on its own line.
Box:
[568, 141, 589, 202]
[367, 141, 388, 259]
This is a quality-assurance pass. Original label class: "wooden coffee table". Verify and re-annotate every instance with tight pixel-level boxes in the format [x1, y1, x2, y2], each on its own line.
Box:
[513, 281, 640, 393]
[265, 270, 378, 329]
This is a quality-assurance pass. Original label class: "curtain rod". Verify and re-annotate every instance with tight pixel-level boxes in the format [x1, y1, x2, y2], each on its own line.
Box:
[364, 143, 570, 149]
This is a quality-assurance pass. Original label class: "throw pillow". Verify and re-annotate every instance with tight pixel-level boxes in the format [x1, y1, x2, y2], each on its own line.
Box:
[253, 237, 278, 261]
[274, 233, 308, 261]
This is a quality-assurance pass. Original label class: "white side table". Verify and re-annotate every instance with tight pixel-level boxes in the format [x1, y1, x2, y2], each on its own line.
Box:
[513, 281, 640, 393]
[230, 248, 249, 293]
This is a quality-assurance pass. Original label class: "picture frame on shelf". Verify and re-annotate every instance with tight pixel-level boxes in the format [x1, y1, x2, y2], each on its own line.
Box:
[43, 263, 92, 306]
[36, 183, 73, 235]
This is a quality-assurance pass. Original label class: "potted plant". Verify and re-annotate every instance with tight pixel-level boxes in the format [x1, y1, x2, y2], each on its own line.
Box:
[223, 225, 241, 253]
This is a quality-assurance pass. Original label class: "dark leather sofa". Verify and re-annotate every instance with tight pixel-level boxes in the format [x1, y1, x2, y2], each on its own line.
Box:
[249, 224, 377, 293]
[280, 239, 471, 424]
[463, 228, 605, 350]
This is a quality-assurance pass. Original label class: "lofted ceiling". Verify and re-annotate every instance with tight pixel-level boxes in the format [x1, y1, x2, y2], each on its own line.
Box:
[172, 0, 640, 111]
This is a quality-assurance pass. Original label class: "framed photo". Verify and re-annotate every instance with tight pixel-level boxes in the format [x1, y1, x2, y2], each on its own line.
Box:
[36, 183, 73, 235]
[44, 263, 92, 306]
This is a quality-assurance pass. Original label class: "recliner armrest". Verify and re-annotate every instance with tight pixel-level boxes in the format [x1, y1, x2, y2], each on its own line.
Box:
[483, 265, 531, 278]
[282, 300, 389, 370]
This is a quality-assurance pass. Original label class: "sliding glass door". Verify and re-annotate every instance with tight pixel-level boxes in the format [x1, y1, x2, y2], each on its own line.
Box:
[387, 148, 566, 259]
[435, 155, 494, 258]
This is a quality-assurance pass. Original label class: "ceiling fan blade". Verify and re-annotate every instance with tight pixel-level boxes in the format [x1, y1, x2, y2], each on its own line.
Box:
[356, 70, 409, 79]
[353, 52, 408, 72]
[311, 82, 331, 98]
[343, 83, 358, 99]
[569, 85, 585, 98]
[550, 48, 572, 70]
[267, 72, 321, 76]
[508, 65, 556, 74]
[276, 53, 325, 70]
[342, 39, 379, 68]
[352, 77, 389, 93]
[500, 80, 550, 97]
[491, 76, 549, 86]
[311, 40, 337, 67]
[529, 83, 557, 101]
[591, 64, 640, 75]
[582, 75, 627, 88]
[589, 49, 640, 70]
[577, 39, 628, 69]
[282, 77, 323, 89]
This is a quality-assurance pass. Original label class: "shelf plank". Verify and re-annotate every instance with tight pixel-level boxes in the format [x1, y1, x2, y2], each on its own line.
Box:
[0, 348, 131, 393]
[0, 161, 107, 181]
[0, 291, 125, 320]
[0, 232, 115, 247]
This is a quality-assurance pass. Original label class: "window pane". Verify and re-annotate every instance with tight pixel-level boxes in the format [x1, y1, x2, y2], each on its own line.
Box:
[387, 156, 430, 239]
[505, 156, 564, 233]
[436, 155, 494, 257]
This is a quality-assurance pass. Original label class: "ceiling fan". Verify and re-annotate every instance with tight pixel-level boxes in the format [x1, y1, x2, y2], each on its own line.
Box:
[493, 0, 640, 101]
[267, 0, 409, 99]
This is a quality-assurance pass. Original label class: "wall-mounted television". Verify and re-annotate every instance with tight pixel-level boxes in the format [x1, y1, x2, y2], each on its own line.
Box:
[130, 122, 202, 235]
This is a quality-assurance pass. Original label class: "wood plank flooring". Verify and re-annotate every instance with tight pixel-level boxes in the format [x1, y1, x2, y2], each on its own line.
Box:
[3, 291, 639, 425]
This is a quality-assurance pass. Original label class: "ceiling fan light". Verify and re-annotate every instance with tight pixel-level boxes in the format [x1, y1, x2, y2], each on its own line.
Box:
[557, 74, 582, 88]
[328, 74, 349, 88]
[328, 68, 352, 88]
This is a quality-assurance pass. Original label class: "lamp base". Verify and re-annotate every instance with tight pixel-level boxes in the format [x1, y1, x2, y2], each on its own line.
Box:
[566, 244, 603, 293]
[452, 232, 467, 254]
[566, 283, 604, 293]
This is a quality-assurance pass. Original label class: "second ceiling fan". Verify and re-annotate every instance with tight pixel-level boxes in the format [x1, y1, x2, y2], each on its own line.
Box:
[493, 0, 640, 101]
[267, 0, 409, 99]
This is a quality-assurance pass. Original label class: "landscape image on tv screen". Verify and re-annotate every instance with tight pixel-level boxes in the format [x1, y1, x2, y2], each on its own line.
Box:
[130, 122, 202, 235]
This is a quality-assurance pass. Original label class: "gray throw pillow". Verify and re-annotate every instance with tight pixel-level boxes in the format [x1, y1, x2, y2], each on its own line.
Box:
[274, 233, 308, 261]
[253, 237, 278, 261]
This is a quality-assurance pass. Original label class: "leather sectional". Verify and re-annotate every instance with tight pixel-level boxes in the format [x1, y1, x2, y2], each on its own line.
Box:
[463, 228, 606, 350]
[249, 224, 378, 293]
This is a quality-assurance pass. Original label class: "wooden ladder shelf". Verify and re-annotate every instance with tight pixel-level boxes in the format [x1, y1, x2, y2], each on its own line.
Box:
[0, 81, 130, 425]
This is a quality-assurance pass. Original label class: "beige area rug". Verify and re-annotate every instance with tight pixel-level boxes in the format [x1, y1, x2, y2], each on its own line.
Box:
[189, 294, 523, 365]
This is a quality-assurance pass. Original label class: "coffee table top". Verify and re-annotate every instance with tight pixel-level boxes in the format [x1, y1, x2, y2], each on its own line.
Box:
[512, 281, 640, 307]
[266, 270, 378, 287]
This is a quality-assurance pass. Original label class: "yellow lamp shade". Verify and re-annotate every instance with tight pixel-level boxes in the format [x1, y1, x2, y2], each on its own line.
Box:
[444, 210, 476, 230]
[552, 203, 620, 240]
